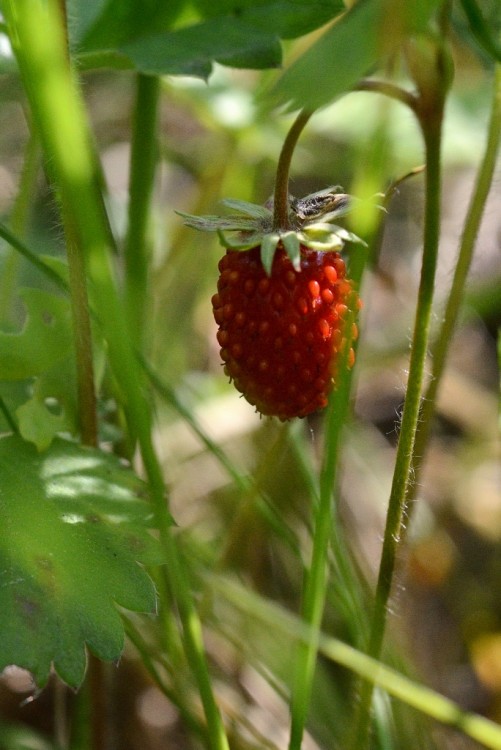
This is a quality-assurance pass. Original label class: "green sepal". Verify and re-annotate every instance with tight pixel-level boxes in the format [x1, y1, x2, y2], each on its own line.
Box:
[175, 210, 259, 233]
[301, 223, 367, 250]
[219, 199, 273, 220]
[217, 229, 262, 250]
[281, 231, 301, 271]
[260, 233, 280, 275]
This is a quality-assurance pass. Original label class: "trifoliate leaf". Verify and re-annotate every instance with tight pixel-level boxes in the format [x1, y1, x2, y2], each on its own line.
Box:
[0, 435, 162, 689]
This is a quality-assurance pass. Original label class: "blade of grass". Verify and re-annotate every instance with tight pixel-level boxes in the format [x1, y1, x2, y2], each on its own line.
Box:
[288, 244, 368, 750]
[142, 358, 301, 557]
[124, 73, 160, 350]
[211, 575, 501, 750]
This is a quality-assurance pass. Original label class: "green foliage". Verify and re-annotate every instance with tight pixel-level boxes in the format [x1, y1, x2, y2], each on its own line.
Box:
[0, 0, 500, 749]
[0, 435, 160, 689]
[0, 290, 72, 381]
[0, 721, 55, 750]
[72, 0, 345, 77]
[269, 0, 443, 111]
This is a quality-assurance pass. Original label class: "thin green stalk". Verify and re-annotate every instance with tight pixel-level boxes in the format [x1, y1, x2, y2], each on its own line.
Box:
[64, 217, 98, 447]
[288, 264, 366, 750]
[351, 103, 445, 750]
[288, 337, 356, 750]
[6, 4, 229, 750]
[123, 618, 205, 740]
[124, 73, 160, 349]
[273, 109, 312, 230]
[214, 576, 501, 750]
[408, 62, 501, 516]
[142, 358, 300, 555]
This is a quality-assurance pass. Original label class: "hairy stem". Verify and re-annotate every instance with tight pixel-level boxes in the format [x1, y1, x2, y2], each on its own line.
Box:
[407, 62, 501, 521]
[352, 102, 444, 750]
[273, 109, 312, 231]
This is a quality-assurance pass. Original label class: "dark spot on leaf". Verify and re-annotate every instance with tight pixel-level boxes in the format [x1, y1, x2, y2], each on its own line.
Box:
[85, 514, 101, 524]
[15, 594, 40, 630]
[35, 556, 54, 572]
[125, 534, 145, 555]
[41, 310, 54, 326]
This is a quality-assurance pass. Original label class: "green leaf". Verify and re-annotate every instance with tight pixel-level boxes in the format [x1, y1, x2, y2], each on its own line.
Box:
[269, 0, 442, 111]
[192, 0, 345, 39]
[74, 0, 344, 74]
[16, 355, 79, 451]
[0, 289, 73, 381]
[119, 18, 282, 78]
[70, 0, 184, 50]
[458, 0, 501, 62]
[0, 435, 162, 688]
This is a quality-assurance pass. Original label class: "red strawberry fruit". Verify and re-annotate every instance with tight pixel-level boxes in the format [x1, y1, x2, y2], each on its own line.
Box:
[178, 188, 363, 420]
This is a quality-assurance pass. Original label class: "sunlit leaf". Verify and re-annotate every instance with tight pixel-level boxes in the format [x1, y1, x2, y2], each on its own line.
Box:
[269, 0, 443, 111]
[0, 435, 162, 688]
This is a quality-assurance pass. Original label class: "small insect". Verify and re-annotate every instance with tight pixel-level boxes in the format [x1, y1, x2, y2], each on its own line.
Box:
[290, 187, 351, 223]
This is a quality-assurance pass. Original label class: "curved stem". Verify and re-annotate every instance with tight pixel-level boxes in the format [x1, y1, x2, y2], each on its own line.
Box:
[273, 109, 312, 231]
[354, 78, 419, 112]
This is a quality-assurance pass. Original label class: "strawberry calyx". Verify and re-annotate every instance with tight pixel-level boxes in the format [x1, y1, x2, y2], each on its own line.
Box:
[176, 186, 367, 274]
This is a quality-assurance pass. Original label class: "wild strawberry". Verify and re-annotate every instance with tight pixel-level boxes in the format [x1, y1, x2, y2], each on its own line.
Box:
[178, 188, 364, 419]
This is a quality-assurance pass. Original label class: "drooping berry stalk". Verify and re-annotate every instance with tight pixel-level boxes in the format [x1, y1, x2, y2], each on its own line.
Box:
[272, 109, 312, 231]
